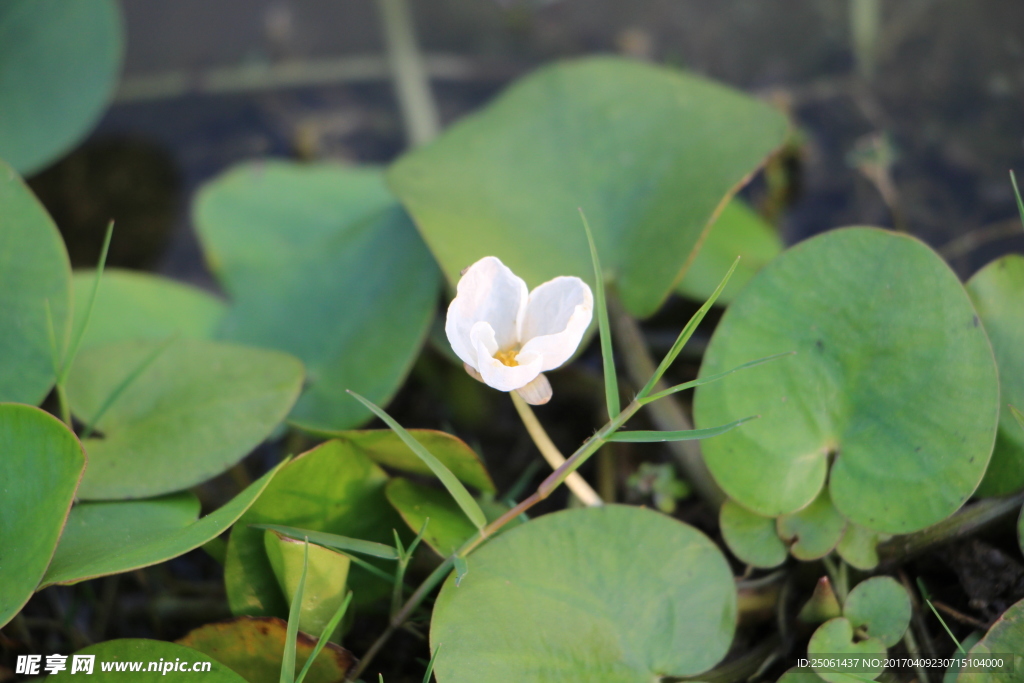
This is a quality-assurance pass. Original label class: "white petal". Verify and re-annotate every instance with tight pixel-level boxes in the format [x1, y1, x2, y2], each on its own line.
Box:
[471, 322, 543, 391]
[445, 256, 528, 369]
[518, 276, 594, 371]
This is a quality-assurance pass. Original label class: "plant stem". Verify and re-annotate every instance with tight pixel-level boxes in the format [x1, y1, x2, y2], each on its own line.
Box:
[510, 392, 602, 507]
[877, 491, 1024, 566]
[348, 401, 644, 678]
[902, 609, 931, 683]
[463, 399, 642, 556]
[376, 0, 439, 147]
[606, 294, 726, 508]
[55, 383, 72, 428]
[345, 556, 454, 682]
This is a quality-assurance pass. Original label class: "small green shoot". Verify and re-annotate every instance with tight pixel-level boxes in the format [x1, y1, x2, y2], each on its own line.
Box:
[422, 644, 441, 683]
[348, 390, 487, 530]
[280, 538, 310, 683]
[579, 208, 620, 418]
[1012, 170, 1024, 228]
[57, 220, 114, 385]
[393, 519, 430, 618]
[916, 578, 966, 656]
[640, 351, 795, 404]
[607, 415, 758, 442]
[453, 555, 468, 587]
[252, 524, 399, 560]
[637, 257, 740, 400]
[294, 591, 353, 683]
[81, 334, 176, 438]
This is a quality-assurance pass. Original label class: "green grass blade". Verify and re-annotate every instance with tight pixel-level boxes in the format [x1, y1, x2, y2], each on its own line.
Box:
[637, 257, 740, 399]
[348, 390, 487, 530]
[1011, 404, 1024, 432]
[916, 578, 965, 655]
[422, 644, 441, 683]
[340, 550, 401, 585]
[406, 518, 429, 560]
[1012, 170, 1024, 228]
[295, 591, 353, 683]
[81, 334, 176, 438]
[280, 538, 309, 683]
[607, 415, 758, 442]
[641, 352, 795, 404]
[58, 221, 114, 384]
[579, 209, 620, 418]
[252, 524, 399, 560]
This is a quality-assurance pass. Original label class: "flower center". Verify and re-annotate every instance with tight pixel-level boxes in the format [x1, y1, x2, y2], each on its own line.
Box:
[493, 348, 519, 367]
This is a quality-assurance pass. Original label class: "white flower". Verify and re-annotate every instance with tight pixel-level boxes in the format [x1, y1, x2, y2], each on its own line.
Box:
[446, 256, 594, 404]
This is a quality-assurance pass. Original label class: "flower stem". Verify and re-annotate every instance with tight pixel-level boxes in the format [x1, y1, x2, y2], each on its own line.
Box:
[510, 392, 602, 507]
[606, 294, 726, 508]
[349, 401, 643, 678]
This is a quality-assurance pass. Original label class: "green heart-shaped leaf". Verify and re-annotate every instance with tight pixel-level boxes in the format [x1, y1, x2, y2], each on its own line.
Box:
[40, 463, 282, 587]
[66, 338, 303, 499]
[843, 576, 911, 648]
[958, 596, 1024, 682]
[807, 617, 886, 683]
[321, 429, 495, 494]
[45, 639, 246, 682]
[719, 499, 787, 568]
[0, 0, 123, 174]
[386, 478, 477, 557]
[695, 228, 999, 533]
[384, 477, 516, 558]
[677, 199, 783, 305]
[178, 617, 355, 683]
[225, 438, 406, 613]
[195, 161, 440, 431]
[0, 159, 71, 404]
[776, 488, 846, 561]
[0, 404, 84, 628]
[967, 255, 1024, 497]
[72, 268, 226, 350]
[264, 531, 350, 639]
[388, 56, 788, 318]
[835, 523, 887, 571]
[430, 505, 737, 682]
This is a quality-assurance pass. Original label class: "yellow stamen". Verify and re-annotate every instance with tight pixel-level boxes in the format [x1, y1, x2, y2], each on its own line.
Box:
[494, 349, 519, 367]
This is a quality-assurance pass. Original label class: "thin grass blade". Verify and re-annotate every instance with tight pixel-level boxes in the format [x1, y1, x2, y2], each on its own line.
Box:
[58, 221, 114, 384]
[607, 415, 758, 442]
[641, 352, 795, 404]
[1010, 404, 1024, 433]
[637, 257, 741, 399]
[1012, 170, 1024, 228]
[280, 538, 310, 683]
[406, 518, 429, 559]
[348, 390, 487, 530]
[253, 524, 399, 560]
[579, 208, 620, 418]
[422, 644, 441, 683]
[81, 334, 176, 438]
[340, 550, 400, 585]
[916, 578, 965, 655]
[294, 591, 353, 683]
